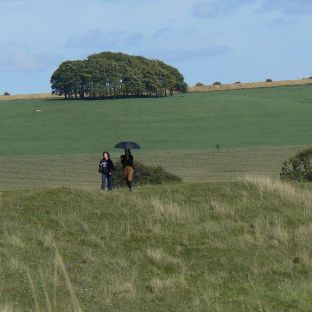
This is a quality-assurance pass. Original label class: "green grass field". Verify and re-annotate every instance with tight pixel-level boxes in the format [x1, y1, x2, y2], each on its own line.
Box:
[1, 86, 312, 311]
[1, 85, 312, 190]
[1, 85, 312, 156]
[0, 146, 307, 191]
[1, 179, 312, 311]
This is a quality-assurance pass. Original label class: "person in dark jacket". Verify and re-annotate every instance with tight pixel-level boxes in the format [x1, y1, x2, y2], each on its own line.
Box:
[99, 152, 114, 191]
[120, 149, 134, 191]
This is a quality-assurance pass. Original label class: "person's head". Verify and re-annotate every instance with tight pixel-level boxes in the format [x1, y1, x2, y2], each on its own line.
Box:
[125, 149, 131, 156]
[103, 151, 110, 160]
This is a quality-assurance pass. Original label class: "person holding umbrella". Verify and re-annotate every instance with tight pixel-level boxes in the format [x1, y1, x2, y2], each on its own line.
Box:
[121, 149, 134, 191]
[114, 141, 141, 192]
[98, 151, 114, 191]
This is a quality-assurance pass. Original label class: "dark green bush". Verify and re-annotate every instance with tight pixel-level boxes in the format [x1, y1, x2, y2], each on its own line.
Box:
[280, 147, 312, 182]
[195, 82, 204, 87]
[266, 79, 273, 82]
[3, 92, 10, 96]
[111, 161, 181, 188]
[212, 81, 222, 86]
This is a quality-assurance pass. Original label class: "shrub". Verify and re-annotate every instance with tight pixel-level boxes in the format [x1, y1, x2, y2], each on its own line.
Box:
[266, 79, 273, 82]
[280, 147, 312, 182]
[112, 161, 181, 188]
[234, 82, 241, 84]
[212, 81, 222, 86]
[195, 82, 204, 87]
[3, 92, 10, 96]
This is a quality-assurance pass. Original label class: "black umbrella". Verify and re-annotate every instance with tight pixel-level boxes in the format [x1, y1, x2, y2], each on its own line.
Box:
[114, 141, 141, 149]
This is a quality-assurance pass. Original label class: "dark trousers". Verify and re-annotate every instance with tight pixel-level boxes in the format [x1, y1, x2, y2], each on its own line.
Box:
[101, 174, 112, 191]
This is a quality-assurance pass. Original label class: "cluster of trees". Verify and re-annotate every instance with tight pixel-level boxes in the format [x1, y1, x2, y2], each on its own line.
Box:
[50, 52, 187, 99]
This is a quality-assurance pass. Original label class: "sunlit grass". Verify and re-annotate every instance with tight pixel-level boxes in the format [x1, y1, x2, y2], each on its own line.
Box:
[1, 180, 312, 310]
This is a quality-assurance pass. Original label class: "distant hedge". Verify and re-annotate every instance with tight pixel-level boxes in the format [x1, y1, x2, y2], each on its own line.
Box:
[51, 52, 187, 99]
[111, 161, 181, 188]
[195, 82, 205, 87]
[280, 147, 312, 182]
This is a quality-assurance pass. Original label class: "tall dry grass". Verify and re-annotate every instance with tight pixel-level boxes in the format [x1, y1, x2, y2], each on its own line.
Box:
[22, 244, 83, 312]
[0, 94, 60, 101]
[0, 304, 14, 312]
[189, 78, 312, 93]
[244, 175, 312, 209]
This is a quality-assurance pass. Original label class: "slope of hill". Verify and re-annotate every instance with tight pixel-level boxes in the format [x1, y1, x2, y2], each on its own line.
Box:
[0, 93, 61, 101]
[1, 179, 312, 311]
[189, 78, 312, 92]
[1, 78, 312, 101]
[1, 85, 312, 157]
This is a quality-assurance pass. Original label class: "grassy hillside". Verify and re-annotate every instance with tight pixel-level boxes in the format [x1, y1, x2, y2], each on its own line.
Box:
[2, 85, 312, 311]
[0, 145, 307, 191]
[1, 179, 312, 311]
[1, 85, 312, 156]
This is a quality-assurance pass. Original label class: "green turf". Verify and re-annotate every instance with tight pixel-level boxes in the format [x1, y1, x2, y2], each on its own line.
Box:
[2, 86, 312, 311]
[0, 146, 306, 191]
[1, 180, 312, 311]
[1, 85, 312, 156]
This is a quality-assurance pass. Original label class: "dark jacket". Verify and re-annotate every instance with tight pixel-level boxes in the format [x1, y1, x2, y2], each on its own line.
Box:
[121, 155, 133, 168]
[99, 158, 114, 175]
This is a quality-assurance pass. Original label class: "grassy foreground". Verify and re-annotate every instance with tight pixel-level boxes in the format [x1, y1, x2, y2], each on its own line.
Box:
[1, 179, 312, 311]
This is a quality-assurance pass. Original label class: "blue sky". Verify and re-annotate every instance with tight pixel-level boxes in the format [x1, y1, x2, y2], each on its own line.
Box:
[0, 0, 312, 94]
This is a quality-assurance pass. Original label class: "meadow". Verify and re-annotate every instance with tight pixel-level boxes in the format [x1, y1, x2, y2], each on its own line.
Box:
[2, 179, 312, 311]
[1, 85, 312, 311]
[1, 85, 312, 157]
[1, 84, 312, 190]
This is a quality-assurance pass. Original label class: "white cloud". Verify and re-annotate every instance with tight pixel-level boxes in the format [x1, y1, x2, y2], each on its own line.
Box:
[65, 29, 144, 50]
[151, 28, 173, 39]
[268, 17, 296, 28]
[192, 0, 312, 18]
[192, 0, 253, 18]
[0, 42, 63, 71]
[142, 45, 232, 62]
[261, 0, 312, 15]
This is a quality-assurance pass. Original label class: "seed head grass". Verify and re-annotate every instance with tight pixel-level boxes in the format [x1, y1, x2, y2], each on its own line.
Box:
[1, 180, 312, 310]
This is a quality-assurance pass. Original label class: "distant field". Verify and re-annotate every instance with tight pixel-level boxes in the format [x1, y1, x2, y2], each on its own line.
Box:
[1, 85, 312, 190]
[189, 78, 312, 92]
[0, 93, 60, 101]
[1, 78, 311, 101]
[1, 85, 312, 157]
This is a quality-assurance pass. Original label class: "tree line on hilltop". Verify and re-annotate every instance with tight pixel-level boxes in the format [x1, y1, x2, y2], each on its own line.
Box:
[50, 52, 188, 99]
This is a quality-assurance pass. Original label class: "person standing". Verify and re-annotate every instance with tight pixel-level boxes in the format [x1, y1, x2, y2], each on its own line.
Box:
[99, 152, 114, 191]
[120, 149, 134, 191]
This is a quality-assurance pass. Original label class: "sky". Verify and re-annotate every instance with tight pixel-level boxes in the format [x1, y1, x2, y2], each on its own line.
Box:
[0, 0, 312, 94]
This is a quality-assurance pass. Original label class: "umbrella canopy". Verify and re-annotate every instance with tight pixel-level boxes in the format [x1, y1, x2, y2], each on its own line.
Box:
[114, 141, 141, 149]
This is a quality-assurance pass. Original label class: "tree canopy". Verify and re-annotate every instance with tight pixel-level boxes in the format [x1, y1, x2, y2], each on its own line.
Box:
[50, 52, 187, 99]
